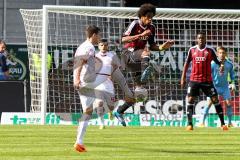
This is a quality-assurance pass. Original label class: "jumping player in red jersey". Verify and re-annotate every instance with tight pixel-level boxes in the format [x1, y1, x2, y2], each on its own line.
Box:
[114, 3, 174, 126]
[181, 31, 228, 131]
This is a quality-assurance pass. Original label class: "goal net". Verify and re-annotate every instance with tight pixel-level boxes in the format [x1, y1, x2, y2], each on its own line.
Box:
[20, 6, 240, 124]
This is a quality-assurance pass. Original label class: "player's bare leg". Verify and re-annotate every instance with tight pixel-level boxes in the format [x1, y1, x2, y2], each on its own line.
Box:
[112, 67, 135, 126]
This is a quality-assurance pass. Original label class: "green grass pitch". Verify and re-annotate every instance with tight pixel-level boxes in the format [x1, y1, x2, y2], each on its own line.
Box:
[0, 125, 240, 160]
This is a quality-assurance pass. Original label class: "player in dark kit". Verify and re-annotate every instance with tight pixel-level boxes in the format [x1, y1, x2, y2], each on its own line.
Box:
[114, 3, 174, 126]
[181, 32, 228, 131]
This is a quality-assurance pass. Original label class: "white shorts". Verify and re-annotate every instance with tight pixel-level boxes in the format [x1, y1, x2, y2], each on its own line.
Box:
[78, 88, 95, 112]
[95, 78, 114, 95]
[94, 79, 116, 110]
[78, 75, 110, 112]
[81, 74, 108, 89]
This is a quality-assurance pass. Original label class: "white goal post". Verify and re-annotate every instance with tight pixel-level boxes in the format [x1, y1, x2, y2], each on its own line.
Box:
[20, 5, 240, 125]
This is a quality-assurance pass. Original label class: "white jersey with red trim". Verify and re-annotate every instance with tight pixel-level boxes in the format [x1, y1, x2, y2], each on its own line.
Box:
[95, 51, 120, 75]
[95, 51, 120, 94]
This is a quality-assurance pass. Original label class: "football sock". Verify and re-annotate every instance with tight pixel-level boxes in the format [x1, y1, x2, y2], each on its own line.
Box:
[141, 56, 150, 70]
[97, 106, 105, 126]
[98, 116, 104, 126]
[214, 103, 225, 126]
[117, 102, 133, 114]
[226, 105, 233, 124]
[141, 57, 152, 83]
[187, 104, 194, 126]
[76, 114, 91, 145]
[202, 106, 210, 124]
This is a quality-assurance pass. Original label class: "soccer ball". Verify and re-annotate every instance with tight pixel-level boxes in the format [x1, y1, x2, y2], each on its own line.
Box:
[169, 104, 183, 114]
[134, 87, 148, 102]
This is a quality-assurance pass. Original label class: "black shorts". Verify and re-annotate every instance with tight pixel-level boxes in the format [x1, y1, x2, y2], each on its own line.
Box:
[187, 81, 218, 98]
[121, 49, 143, 72]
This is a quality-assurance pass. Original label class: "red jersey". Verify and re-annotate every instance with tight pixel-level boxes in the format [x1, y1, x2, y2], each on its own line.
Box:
[123, 20, 155, 50]
[186, 45, 220, 83]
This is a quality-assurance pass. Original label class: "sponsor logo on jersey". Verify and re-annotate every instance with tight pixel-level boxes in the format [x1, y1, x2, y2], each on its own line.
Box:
[195, 57, 206, 63]
[204, 51, 209, 57]
[139, 36, 149, 40]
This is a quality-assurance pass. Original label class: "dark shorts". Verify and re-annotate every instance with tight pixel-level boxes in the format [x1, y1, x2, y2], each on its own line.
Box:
[121, 49, 144, 84]
[187, 81, 218, 98]
[121, 49, 143, 71]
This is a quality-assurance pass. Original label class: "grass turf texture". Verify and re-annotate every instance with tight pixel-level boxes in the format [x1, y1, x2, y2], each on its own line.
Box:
[0, 125, 240, 160]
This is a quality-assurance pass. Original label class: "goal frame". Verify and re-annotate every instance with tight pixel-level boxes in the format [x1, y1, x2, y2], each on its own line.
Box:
[37, 5, 240, 124]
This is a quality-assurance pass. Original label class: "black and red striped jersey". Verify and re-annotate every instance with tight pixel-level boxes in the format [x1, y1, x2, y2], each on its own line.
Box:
[185, 45, 220, 83]
[122, 20, 155, 50]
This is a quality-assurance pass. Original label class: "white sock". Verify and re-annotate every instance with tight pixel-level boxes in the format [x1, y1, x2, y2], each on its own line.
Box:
[97, 106, 104, 126]
[76, 114, 91, 145]
[98, 115, 104, 126]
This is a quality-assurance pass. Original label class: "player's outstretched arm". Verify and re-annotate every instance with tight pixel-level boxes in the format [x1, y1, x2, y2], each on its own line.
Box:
[149, 40, 174, 51]
[159, 40, 175, 50]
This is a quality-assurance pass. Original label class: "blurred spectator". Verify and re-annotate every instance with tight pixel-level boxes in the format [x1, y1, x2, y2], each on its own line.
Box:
[0, 40, 9, 80]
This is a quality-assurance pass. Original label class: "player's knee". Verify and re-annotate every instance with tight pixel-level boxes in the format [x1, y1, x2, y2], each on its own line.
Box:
[125, 96, 136, 104]
[211, 96, 219, 104]
[109, 105, 114, 111]
[97, 101, 104, 107]
[225, 100, 232, 106]
[96, 106, 104, 116]
[188, 97, 195, 104]
[85, 107, 93, 115]
[141, 50, 150, 58]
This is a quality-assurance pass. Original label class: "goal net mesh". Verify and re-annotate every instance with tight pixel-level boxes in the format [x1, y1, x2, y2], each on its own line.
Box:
[20, 8, 240, 119]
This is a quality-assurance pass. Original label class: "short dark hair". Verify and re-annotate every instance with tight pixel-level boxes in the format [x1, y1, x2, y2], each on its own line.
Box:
[85, 25, 100, 38]
[197, 31, 206, 37]
[99, 39, 108, 44]
[137, 3, 156, 18]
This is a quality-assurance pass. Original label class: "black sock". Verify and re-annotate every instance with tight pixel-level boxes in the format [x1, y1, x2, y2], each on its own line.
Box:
[215, 103, 225, 126]
[117, 102, 134, 114]
[187, 104, 194, 126]
[141, 57, 150, 71]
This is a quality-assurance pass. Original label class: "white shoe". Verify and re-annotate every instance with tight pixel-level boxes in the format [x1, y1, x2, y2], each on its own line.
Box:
[99, 125, 105, 129]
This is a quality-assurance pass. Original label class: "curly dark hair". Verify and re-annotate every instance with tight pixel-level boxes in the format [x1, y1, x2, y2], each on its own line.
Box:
[137, 3, 156, 18]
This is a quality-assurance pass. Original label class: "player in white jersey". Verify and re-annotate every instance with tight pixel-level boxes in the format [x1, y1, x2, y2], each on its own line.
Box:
[73, 25, 102, 153]
[94, 39, 121, 129]
[73, 27, 134, 152]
